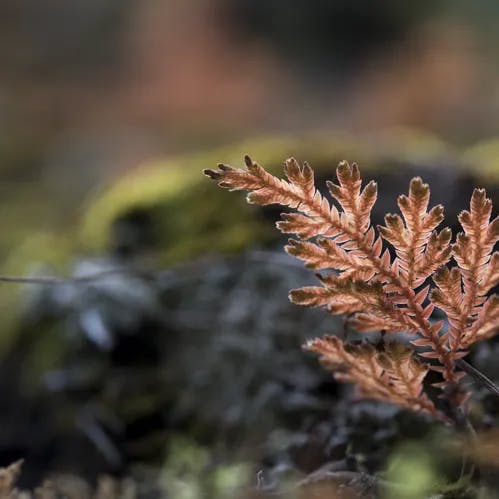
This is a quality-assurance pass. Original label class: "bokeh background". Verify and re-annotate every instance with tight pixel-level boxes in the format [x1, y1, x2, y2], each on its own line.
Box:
[1, 1, 499, 498]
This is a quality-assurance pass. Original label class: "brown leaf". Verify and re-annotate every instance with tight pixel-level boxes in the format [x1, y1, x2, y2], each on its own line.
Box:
[205, 155, 498, 407]
[304, 336, 440, 418]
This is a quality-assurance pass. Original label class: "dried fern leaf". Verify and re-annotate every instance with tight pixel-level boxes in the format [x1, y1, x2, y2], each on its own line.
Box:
[461, 294, 499, 347]
[304, 336, 441, 419]
[205, 156, 498, 407]
[431, 189, 499, 351]
[205, 158, 454, 374]
[379, 179, 449, 288]
[290, 275, 384, 315]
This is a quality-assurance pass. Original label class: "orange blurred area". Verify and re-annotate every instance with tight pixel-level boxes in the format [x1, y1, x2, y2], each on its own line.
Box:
[1, 1, 499, 188]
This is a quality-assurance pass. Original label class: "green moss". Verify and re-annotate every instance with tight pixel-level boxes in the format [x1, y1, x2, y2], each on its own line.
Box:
[80, 129, 454, 266]
[463, 138, 499, 183]
[162, 436, 251, 499]
[383, 442, 439, 499]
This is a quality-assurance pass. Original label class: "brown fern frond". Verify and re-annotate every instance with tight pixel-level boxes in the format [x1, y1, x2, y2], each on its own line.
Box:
[431, 267, 463, 329]
[284, 238, 374, 278]
[479, 252, 499, 296]
[206, 156, 339, 239]
[278, 213, 335, 239]
[304, 336, 440, 418]
[206, 157, 384, 282]
[461, 295, 499, 348]
[291, 273, 414, 329]
[326, 162, 377, 233]
[432, 189, 499, 351]
[290, 275, 385, 315]
[285, 239, 343, 270]
[207, 156, 387, 273]
[414, 228, 453, 282]
[205, 157, 455, 377]
[349, 312, 408, 334]
[205, 155, 498, 411]
[378, 178, 450, 288]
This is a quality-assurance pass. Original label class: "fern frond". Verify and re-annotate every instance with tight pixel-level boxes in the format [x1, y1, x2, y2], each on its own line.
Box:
[378, 178, 450, 288]
[431, 267, 463, 328]
[284, 238, 374, 278]
[461, 294, 499, 347]
[325, 162, 378, 233]
[206, 156, 339, 238]
[205, 157, 455, 376]
[205, 156, 498, 411]
[290, 275, 384, 315]
[414, 228, 453, 282]
[304, 336, 440, 418]
[206, 157, 384, 283]
[432, 189, 499, 351]
[349, 311, 408, 334]
[479, 252, 499, 296]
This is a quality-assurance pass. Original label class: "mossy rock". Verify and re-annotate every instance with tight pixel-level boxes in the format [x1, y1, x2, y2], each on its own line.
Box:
[81, 129, 476, 266]
[463, 138, 499, 183]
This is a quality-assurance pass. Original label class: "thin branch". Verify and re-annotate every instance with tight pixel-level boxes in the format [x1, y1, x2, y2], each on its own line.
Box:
[0, 269, 129, 285]
[456, 359, 499, 397]
[0, 252, 305, 287]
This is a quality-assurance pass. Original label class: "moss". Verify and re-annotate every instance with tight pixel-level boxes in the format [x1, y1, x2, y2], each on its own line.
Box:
[463, 138, 499, 183]
[383, 442, 439, 499]
[162, 436, 251, 499]
[80, 129, 456, 266]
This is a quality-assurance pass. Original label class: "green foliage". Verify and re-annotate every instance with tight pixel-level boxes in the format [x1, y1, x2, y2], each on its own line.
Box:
[464, 138, 499, 183]
[162, 436, 251, 499]
[383, 442, 439, 499]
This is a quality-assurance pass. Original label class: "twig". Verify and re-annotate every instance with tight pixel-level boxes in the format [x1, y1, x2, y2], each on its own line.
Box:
[0, 251, 304, 287]
[0, 269, 130, 285]
[457, 359, 499, 397]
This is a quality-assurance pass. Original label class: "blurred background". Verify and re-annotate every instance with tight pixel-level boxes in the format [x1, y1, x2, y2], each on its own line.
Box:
[0, 1, 499, 498]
